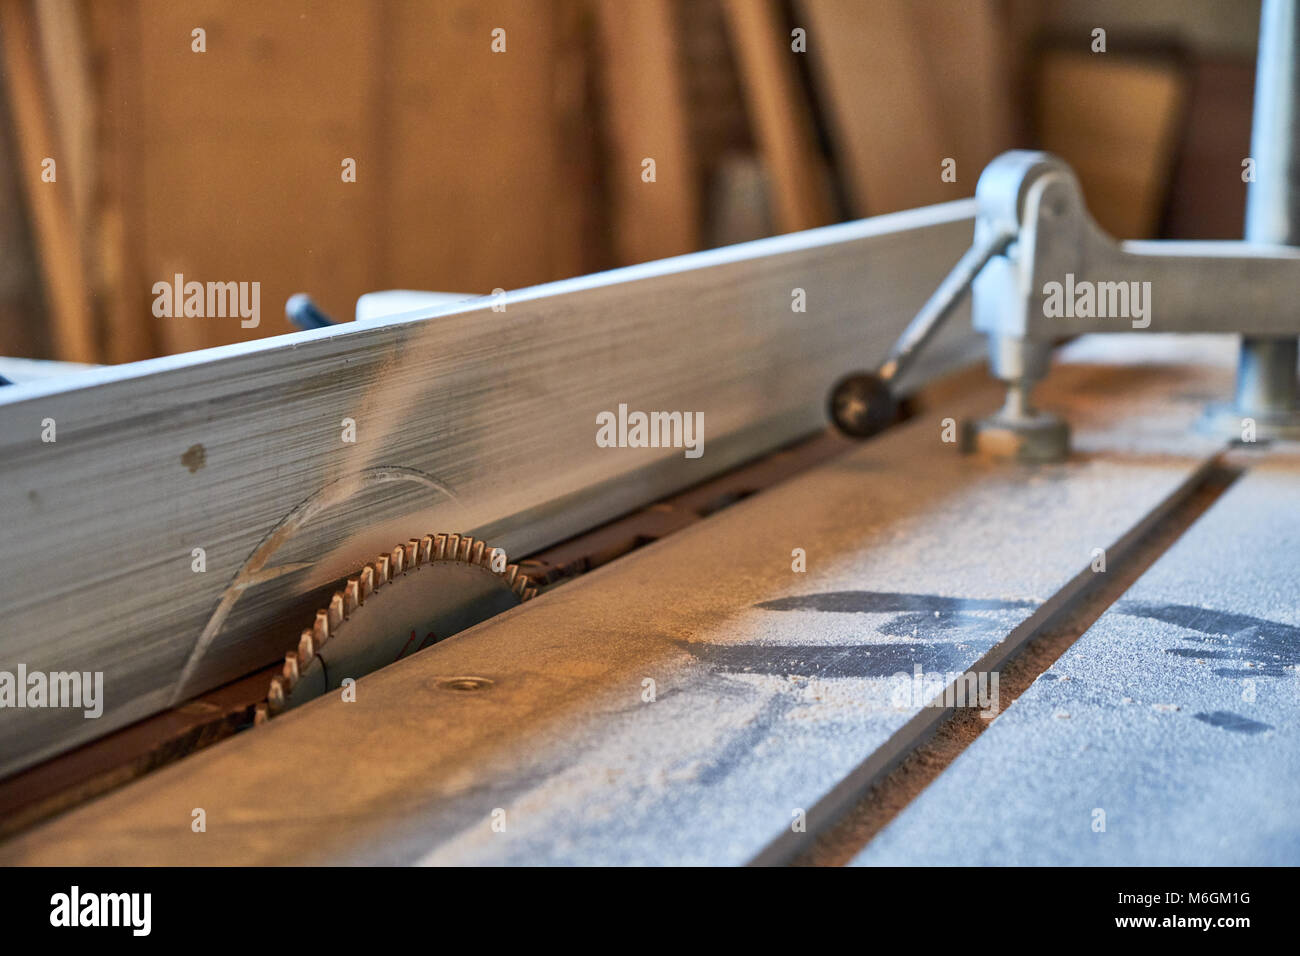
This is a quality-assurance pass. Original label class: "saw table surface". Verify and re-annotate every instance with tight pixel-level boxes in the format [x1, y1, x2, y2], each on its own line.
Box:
[8, 335, 1293, 867]
[855, 452, 1300, 866]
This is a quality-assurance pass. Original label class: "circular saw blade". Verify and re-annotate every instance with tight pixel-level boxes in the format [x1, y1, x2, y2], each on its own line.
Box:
[258, 532, 535, 721]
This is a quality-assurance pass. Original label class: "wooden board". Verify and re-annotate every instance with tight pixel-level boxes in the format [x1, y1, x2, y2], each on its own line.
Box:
[75, 0, 597, 355]
[1161, 58, 1254, 240]
[798, 0, 1013, 215]
[0, 338, 1233, 864]
[0, 200, 980, 779]
[85, 0, 154, 363]
[721, 0, 834, 233]
[0, 30, 52, 360]
[593, 0, 701, 264]
[1036, 50, 1187, 239]
[0, 0, 97, 362]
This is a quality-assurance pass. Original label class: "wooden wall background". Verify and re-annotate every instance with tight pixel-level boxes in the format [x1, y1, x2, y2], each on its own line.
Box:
[0, 0, 1260, 363]
[3, 0, 607, 361]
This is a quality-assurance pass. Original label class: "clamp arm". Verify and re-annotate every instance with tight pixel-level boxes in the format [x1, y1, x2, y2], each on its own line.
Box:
[830, 150, 1300, 458]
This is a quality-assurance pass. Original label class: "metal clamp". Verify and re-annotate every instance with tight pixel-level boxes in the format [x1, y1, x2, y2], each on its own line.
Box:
[832, 0, 1300, 461]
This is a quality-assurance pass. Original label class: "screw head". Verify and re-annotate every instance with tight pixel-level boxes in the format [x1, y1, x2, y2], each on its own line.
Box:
[439, 676, 494, 692]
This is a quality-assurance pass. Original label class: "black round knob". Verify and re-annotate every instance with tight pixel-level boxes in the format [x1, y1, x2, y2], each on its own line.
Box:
[828, 371, 897, 439]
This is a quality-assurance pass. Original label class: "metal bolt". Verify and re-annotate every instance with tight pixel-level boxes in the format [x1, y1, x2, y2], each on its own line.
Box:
[439, 676, 494, 692]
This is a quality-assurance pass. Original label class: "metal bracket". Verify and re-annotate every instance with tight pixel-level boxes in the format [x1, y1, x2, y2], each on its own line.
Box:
[832, 0, 1300, 460]
[965, 150, 1300, 458]
[830, 149, 1300, 459]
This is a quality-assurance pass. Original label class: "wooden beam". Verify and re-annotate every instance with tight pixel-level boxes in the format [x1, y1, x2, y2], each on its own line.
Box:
[1037, 50, 1187, 239]
[798, 0, 1014, 214]
[84, 0, 154, 362]
[798, 0, 945, 215]
[0, 0, 97, 361]
[593, 0, 701, 262]
[722, 0, 835, 233]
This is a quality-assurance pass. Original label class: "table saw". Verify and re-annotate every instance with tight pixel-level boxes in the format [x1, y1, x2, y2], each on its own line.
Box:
[2, 5, 1300, 872]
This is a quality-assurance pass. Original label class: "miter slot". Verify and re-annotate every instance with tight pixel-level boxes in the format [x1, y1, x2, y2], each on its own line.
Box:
[850, 451, 1298, 866]
[796, 461, 1243, 865]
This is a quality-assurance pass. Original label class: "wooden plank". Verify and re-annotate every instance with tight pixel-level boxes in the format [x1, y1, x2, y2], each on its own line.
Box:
[0, 201, 981, 779]
[33, 0, 93, 250]
[83, 1, 597, 354]
[799, 0, 942, 215]
[593, 0, 700, 263]
[854, 450, 1300, 866]
[1161, 58, 1254, 240]
[546, 0, 602, 279]
[0, 338, 1231, 865]
[0, 0, 97, 361]
[798, 0, 1012, 215]
[127, 0, 380, 350]
[721, 0, 834, 233]
[918, 0, 1014, 175]
[1036, 50, 1188, 239]
[84, 0, 154, 362]
[0, 37, 51, 359]
[380, 0, 597, 292]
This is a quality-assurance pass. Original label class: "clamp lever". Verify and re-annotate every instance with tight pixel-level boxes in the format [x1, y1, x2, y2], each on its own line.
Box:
[828, 224, 1014, 439]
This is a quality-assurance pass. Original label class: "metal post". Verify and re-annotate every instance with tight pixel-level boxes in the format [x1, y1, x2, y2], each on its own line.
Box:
[1236, 0, 1300, 436]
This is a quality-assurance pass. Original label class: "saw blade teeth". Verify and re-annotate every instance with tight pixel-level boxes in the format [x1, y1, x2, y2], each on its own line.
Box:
[264, 531, 534, 721]
[298, 628, 316, 661]
[268, 677, 286, 713]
